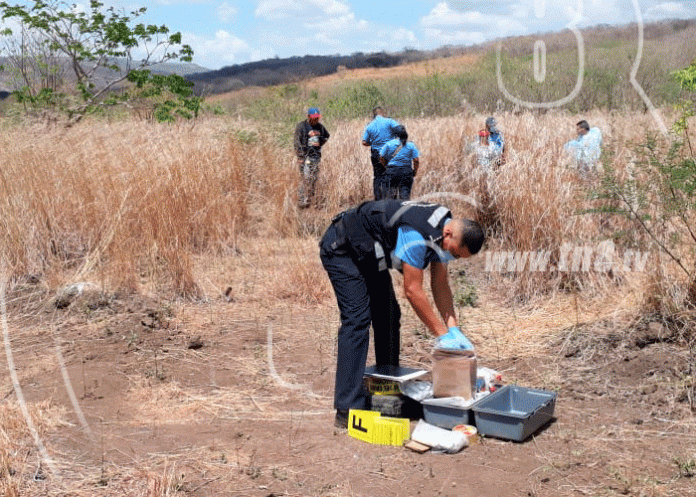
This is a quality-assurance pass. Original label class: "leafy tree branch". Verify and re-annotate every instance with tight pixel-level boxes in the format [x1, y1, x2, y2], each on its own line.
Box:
[0, 0, 198, 124]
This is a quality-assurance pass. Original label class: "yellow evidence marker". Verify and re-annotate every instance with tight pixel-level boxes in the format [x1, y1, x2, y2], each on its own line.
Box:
[347, 409, 410, 446]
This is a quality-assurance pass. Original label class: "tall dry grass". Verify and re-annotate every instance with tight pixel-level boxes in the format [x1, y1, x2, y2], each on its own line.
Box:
[0, 119, 294, 295]
[0, 400, 68, 496]
[306, 109, 685, 304]
[0, 109, 678, 303]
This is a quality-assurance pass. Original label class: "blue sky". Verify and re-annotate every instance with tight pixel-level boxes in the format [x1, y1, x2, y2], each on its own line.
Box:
[4, 1, 696, 69]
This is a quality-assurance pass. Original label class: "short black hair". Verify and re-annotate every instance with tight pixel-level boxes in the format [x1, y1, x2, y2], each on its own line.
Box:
[372, 106, 384, 117]
[576, 120, 590, 131]
[460, 219, 485, 255]
[394, 124, 408, 142]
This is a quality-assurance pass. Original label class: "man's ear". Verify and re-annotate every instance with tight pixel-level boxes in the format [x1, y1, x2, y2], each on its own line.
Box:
[441, 224, 451, 239]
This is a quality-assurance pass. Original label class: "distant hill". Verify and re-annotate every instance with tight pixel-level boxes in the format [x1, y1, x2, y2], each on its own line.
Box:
[0, 57, 210, 93]
[185, 49, 437, 94]
[124, 60, 210, 77]
[185, 18, 696, 96]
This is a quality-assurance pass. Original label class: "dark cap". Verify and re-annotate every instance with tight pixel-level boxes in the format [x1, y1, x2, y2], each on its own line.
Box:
[485, 117, 498, 132]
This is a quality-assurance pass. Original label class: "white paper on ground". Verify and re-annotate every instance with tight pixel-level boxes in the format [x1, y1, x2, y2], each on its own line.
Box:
[410, 420, 468, 454]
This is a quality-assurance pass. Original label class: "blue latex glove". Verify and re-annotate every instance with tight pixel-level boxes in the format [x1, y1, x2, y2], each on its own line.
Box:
[434, 327, 474, 351]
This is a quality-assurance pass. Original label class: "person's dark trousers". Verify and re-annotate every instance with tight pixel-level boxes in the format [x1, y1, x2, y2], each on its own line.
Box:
[370, 148, 388, 200]
[385, 167, 414, 200]
[319, 224, 401, 412]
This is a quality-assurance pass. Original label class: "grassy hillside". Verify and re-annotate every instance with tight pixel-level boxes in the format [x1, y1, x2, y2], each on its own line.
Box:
[204, 19, 696, 123]
[1, 108, 693, 309]
[190, 19, 696, 97]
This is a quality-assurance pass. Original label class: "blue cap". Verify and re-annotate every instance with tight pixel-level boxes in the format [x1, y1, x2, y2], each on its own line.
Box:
[308, 107, 321, 118]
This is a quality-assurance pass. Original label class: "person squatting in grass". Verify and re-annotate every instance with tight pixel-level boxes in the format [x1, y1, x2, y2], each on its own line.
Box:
[319, 199, 485, 428]
[485, 116, 506, 165]
[294, 107, 330, 208]
[564, 119, 603, 178]
[379, 125, 420, 201]
[472, 129, 498, 174]
[362, 106, 401, 200]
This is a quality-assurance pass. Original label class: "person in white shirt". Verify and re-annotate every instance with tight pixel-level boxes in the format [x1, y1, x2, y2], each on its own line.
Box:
[564, 119, 603, 177]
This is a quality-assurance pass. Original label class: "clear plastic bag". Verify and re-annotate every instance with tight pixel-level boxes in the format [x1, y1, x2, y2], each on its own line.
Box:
[410, 420, 468, 454]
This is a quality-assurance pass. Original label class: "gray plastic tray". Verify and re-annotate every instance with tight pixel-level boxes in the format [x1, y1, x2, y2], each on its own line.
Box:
[472, 385, 557, 442]
[421, 397, 481, 429]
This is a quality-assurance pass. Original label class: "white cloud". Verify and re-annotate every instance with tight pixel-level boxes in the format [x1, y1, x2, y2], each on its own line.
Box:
[348, 25, 419, 54]
[422, 3, 486, 28]
[304, 13, 368, 33]
[216, 2, 237, 23]
[510, 2, 531, 20]
[422, 2, 527, 30]
[254, 0, 294, 19]
[255, 0, 351, 20]
[185, 30, 252, 68]
[152, 0, 210, 5]
[314, 32, 341, 47]
[575, 0, 630, 27]
[0, 16, 24, 36]
[423, 28, 487, 46]
[149, 0, 210, 6]
[644, 1, 695, 20]
[424, 0, 671, 45]
[420, 2, 528, 47]
[320, 0, 352, 16]
[388, 28, 419, 46]
[252, 0, 373, 59]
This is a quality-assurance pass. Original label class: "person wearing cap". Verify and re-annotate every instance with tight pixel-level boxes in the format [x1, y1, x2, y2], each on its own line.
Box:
[362, 107, 401, 200]
[319, 199, 485, 428]
[485, 116, 506, 165]
[294, 107, 330, 208]
[379, 124, 420, 200]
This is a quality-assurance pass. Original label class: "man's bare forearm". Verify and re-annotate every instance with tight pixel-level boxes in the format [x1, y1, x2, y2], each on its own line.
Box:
[431, 263, 457, 328]
[403, 263, 448, 337]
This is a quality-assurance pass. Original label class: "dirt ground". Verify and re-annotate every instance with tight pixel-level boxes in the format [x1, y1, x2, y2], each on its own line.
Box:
[2, 242, 696, 497]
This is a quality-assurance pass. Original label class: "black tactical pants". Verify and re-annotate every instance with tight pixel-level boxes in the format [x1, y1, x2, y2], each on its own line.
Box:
[319, 222, 401, 412]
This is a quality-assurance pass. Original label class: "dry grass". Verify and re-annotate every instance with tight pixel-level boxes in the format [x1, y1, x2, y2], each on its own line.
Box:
[0, 400, 69, 496]
[0, 109, 683, 304]
[0, 119, 288, 296]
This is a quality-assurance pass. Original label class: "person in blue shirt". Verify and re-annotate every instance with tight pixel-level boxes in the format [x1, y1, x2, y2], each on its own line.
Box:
[485, 116, 506, 165]
[379, 125, 420, 200]
[362, 107, 400, 199]
[319, 200, 485, 428]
